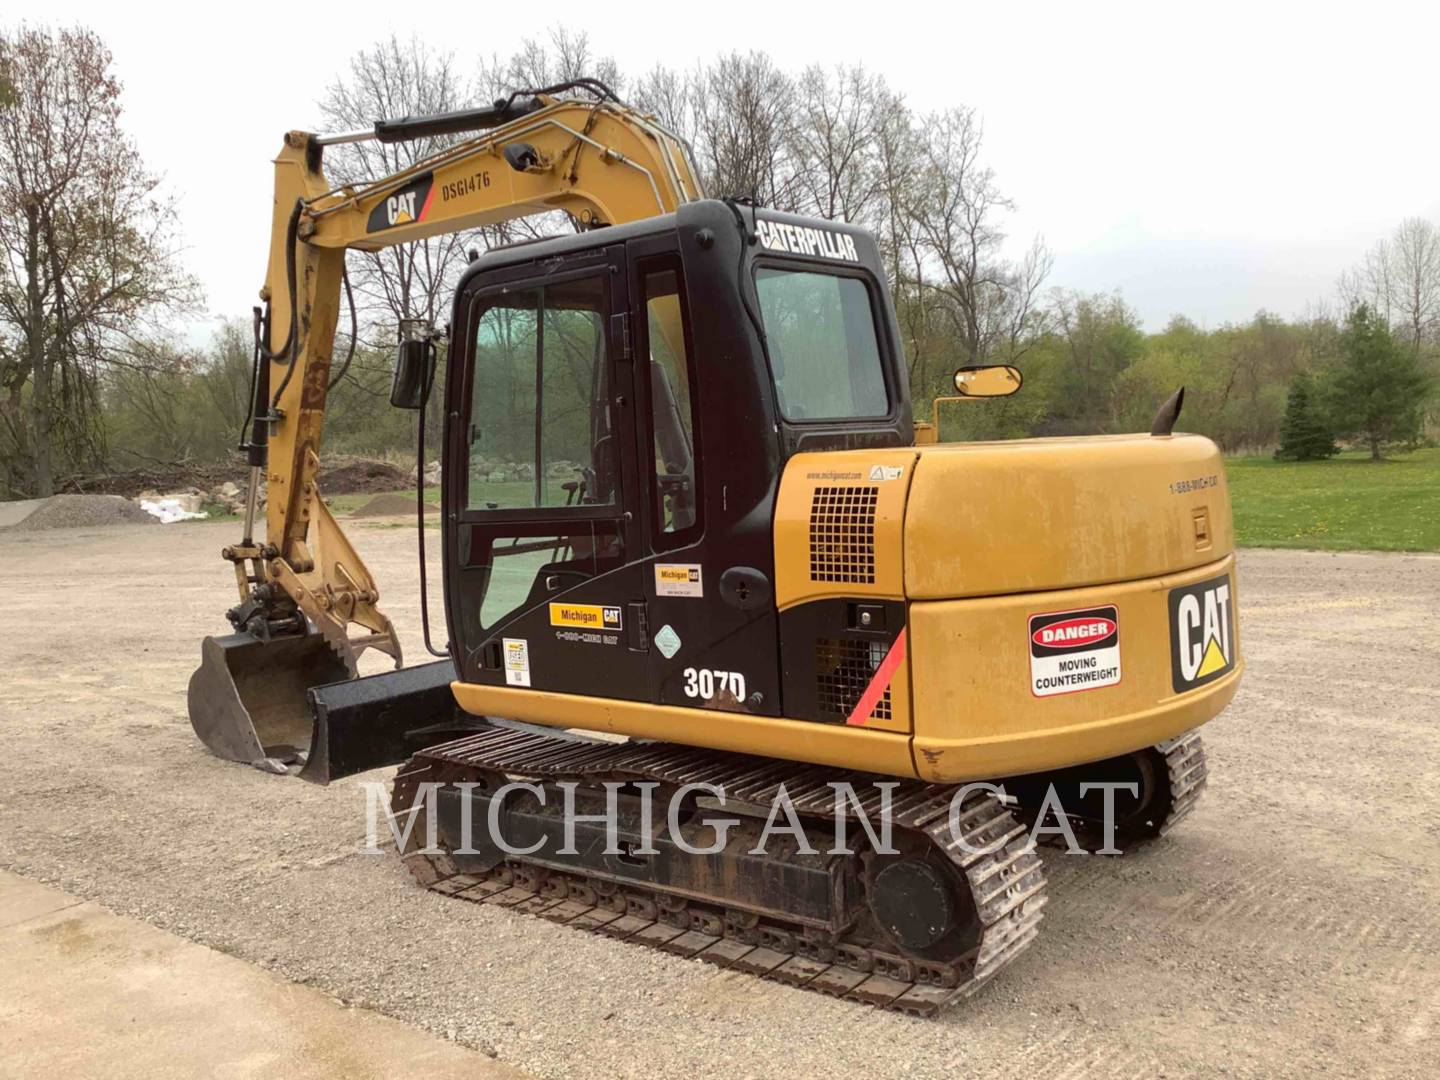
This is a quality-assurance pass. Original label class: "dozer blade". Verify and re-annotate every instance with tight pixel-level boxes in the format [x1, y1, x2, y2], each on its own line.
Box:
[188, 633, 352, 774]
[299, 658, 483, 785]
[189, 634, 483, 782]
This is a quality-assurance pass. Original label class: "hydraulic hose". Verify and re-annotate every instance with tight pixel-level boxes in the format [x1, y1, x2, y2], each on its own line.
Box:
[267, 198, 304, 408]
[327, 265, 357, 392]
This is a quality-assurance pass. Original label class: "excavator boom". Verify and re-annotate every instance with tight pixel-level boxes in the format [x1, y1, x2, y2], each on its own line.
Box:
[188, 90, 702, 775]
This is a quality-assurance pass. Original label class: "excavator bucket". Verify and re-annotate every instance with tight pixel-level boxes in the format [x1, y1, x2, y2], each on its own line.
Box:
[188, 633, 351, 774]
[189, 635, 474, 782]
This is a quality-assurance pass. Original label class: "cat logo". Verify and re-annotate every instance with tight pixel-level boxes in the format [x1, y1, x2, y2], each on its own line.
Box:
[387, 190, 418, 225]
[1168, 575, 1236, 693]
[365, 172, 435, 233]
[754, 216, 861, 261]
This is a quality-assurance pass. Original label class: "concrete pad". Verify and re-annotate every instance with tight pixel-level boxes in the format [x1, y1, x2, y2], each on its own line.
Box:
[0, 871, 529, 1080]
[0, 498, 44, 529]
[0, 874, 84, 929]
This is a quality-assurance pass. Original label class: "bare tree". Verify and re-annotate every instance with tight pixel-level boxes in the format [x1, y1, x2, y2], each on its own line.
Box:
[904, 107, 1051, 372]
[690, 53, 799, 206]
[1339, 217, 1440, 352]
[1386, 218, 1440, 351]
[318, 35, 474, 340]
[476, 26, 624, 100]
[787, 65, 888, 223]
[909, 107, 1003, 366]
[0, 24, 197, 495]
[1002, 237, 1054, 361]
[1340, 237, 1393, 330]
[631, 63, 697, 142]
[870, 88, 932, 385]
[636, 59, 896, 221]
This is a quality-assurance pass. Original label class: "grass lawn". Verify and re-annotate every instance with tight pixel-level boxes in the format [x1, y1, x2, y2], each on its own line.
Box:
[1226, 447, 1439, 552]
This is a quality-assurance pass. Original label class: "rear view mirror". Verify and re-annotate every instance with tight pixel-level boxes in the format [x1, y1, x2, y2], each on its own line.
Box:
[390, 329, 436, 410]
[953, 365, 1022, 398]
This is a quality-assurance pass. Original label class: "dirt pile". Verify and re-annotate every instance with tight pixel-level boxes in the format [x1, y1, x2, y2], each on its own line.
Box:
[7, 495, 158, 532]
[351, 492, 438, 518]
[319, 460, 409, 494]
[58, 462, 242, 499]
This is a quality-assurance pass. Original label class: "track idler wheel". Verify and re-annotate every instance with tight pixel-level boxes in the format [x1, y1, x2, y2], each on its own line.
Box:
[871, 860, 959, 950]
[1003, 732, 1209, 852]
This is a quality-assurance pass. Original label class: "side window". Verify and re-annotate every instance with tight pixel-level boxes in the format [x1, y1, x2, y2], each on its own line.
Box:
[754, 267, 889, 421]
[467, 275, 615, 510]
[641, 264, 701, 544]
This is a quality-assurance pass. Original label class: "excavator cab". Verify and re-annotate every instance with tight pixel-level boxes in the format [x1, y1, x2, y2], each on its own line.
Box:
[438, 202, 1241, 791]
[439, 202, 913, 716]
[188, 194, 914, 779]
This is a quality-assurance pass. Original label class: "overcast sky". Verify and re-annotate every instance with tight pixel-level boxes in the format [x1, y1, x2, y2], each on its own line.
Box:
[31, 0, 1440, 339]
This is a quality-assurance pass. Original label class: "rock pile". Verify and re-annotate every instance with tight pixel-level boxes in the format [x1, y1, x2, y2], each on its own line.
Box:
[459, 458, 582, 484]
[410, 460, 443, 487]
[135, 479, 257, 518]
[7, 494, 158, 532]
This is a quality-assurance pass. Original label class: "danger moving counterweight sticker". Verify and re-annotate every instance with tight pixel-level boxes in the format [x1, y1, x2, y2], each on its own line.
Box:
[1029, 605, 1122, 697]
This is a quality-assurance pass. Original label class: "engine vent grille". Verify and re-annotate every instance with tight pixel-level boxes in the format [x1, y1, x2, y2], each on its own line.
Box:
[809, 486, 878, 584]
[815, 637, 892, 723]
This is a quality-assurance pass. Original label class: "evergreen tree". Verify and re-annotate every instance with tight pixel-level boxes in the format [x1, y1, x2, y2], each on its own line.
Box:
[1274, 373, 1337, 460]
[1323, 305, 1434, 461]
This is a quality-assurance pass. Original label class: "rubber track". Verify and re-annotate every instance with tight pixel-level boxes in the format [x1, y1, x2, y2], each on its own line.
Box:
[1153, 730, 1208, 836]
[392, 728, 1048, 1016]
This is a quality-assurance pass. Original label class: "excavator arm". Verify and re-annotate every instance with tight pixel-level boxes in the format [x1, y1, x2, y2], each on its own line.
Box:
[189, 91, 702, 773]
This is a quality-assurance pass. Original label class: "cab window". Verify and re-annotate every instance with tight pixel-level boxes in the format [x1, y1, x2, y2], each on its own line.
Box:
[640, 261, 701, 545]
[466, 275, 616, 510]
[754, 267, 889, 421]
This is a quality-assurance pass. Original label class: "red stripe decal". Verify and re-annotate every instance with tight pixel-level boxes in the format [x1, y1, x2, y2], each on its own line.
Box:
[418, 183, 436, 222]
[846, 629, 907, 726]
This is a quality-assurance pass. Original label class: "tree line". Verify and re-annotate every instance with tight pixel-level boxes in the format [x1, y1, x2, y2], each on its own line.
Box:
[1, 24, 1436, 497]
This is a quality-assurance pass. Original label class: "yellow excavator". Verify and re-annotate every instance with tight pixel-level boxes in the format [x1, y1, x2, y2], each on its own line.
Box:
[189, 82, 1243, 1015]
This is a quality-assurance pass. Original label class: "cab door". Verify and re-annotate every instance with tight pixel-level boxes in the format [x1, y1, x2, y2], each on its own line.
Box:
[627, 238, 783, 717]
[445, 245, 652, 702]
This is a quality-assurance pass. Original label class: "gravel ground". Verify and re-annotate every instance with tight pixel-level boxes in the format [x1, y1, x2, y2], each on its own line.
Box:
[0, 521, 1436, 1079]
[5, 494, 156, 531]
